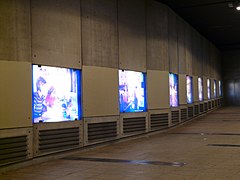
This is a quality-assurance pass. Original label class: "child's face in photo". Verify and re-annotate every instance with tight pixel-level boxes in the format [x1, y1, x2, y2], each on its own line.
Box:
[40, 82, 48, 97]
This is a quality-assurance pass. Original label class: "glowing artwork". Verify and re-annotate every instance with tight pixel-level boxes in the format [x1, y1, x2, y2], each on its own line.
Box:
[198, 77, 203, 101]
[186, 76, 193, 104]
[169, 73, 179, 107]
[32, 65, 81, 123]
[119, 70, 146, 113]
[214, 80, 217, 98]
[219, 80, 222, 97]
[207, 79, 211, 99]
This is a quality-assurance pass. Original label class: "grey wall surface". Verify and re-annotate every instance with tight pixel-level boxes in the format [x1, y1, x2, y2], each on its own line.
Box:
[177, 17, 186, 75]
[191, 30, 202, 76]
[223, 50, 240, 105]
[81, 0, 118, 68]
[0, 0, 221, 74]
[118, 0, 147, 72]
[31, 0, 81, 68]
[0, 0, 31, 62]
[146, 0, 169, 71]
[202, 37, 210, 77]
[168, 9, 178, 74]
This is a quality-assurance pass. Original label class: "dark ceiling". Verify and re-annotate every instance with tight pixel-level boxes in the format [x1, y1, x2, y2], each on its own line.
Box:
[157, 0, 240, 51]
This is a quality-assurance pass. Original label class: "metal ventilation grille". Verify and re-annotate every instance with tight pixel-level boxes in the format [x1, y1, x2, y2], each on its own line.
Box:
[200, 103, 204, 113]
[181, 108, 187, 122]
[0, 136, 28, 166]
[171, 110, 179, 125]
[208, 102, 212, 109]
[188, 106, 194, 119]
[88, 121, 117, 142]
[194, 105, 199, 116]
[38, 127, 79, 154]
[219, 99, 222, 106]
[123, 117, 146, 134]
[220, 98, 223, 106]
[204, 102, 208, 111]
[150, 113, 169, 130]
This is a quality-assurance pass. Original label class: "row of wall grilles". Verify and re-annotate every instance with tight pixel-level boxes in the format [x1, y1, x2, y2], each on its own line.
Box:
[0, 99, 223, 167]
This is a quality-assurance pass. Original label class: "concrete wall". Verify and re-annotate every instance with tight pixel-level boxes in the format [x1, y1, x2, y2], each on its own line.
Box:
[31, 0, 81, 68]
[222, 50, 240, 105]
[0, 61, 32, 129]
[0, 0, 222, 128]
[146, 1, 168, 71]
[81, 0, 118, 68]
[0, 0, 31, 62]
[118, 0, 147, 72]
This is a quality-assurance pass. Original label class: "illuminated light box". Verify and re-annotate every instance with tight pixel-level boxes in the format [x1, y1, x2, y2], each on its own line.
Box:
[169, 73, 179, 107]
[186, 75, 193, 104]
[198, 77, 203, 101]
[207, 78, 211, 99]
[213, 80, 217, 98]
[219, 80, 222, 97]
[32, 65, 81, 123]
[119, 70, 147, 113]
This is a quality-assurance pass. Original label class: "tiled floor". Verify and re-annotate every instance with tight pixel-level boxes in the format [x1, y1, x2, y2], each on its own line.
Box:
[2, 107, 240, 180]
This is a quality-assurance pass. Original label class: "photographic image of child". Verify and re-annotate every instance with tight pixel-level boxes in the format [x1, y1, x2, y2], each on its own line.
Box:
[33, 65, 80, 123]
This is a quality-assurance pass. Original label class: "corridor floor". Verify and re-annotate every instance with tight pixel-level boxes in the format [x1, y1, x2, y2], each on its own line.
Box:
[1, 107, 240, 180]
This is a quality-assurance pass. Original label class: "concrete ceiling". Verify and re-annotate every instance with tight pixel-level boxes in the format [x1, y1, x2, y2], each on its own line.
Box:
[157, 0, 240, 51]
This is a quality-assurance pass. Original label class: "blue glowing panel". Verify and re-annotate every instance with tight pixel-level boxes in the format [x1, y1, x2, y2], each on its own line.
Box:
[198, 77, 203, 101]
[169, 73, 179, 107]
[119, 70, 146, 113]
[32, 65, 81, 123]
[219, 80, 222, 97]
[186, 76, 193, 104]
[207, 79, 211, 99]
[214, 80, 217, 98]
